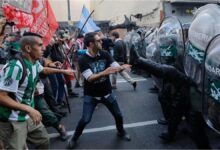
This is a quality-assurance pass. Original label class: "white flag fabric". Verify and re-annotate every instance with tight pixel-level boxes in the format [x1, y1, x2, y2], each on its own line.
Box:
[76, 6, 100, 33]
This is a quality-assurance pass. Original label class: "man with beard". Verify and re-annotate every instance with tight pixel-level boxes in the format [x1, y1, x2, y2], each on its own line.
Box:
[68, 32, 132, 149]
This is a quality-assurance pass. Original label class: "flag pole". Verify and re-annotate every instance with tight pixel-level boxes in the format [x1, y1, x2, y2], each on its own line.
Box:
[77, 9, 95, 36]
[69, 8, 95, 84]
[70, 8, 95, 50]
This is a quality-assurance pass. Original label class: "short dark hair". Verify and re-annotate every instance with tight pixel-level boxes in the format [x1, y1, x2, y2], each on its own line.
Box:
[84, 32, 98, 47]
[23, 32, 42, 38]
[77, 33, 84, 39]
[20, 32, 42, 50]
[111, 31, 119, 38]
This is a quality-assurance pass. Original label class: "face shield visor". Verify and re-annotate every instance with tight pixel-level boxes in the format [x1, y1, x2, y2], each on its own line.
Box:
[184, 4, 220, 92]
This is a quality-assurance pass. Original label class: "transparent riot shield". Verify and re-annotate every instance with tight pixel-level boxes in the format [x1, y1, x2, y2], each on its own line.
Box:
[184, 4, 220, 92]
[125, 30, 142, 65]
[203, 34, 220, 134]
[157, 16, 184, 66]
[145, 41, 162, 90]
[124, 29, 141, 52]
[145, 42, 158, 61]
[145, 28, 157, 46]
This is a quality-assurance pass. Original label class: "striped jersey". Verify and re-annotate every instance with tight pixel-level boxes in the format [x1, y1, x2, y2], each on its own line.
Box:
[0, 58, 43, 121]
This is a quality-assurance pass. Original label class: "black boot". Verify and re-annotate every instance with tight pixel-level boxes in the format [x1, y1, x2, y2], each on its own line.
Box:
[132, 82, 137, 91]
[189, 112, 211, 149]
[67, 138, 77, 149]
[117, 131, 131, 141]
[55, 124, 68, 141]
[159, 130, 174, 143]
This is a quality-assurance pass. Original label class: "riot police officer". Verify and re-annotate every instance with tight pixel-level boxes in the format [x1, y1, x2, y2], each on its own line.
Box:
[131, 4, 220, 148]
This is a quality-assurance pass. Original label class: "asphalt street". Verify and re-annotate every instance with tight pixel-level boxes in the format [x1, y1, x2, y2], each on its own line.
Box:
[47, 73, 220, 149]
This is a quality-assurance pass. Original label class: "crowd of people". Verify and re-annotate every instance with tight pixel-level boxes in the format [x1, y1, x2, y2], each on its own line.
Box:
[0, 16, 137, 149]
[1, 3, 220, 150]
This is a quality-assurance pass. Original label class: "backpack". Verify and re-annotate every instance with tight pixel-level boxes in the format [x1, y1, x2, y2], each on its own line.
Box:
[11, 53, 28, 87]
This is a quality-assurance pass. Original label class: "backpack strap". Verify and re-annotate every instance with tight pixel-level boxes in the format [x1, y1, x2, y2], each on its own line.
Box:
[12, 53, 27, 87]
[7, 53, 27, 100]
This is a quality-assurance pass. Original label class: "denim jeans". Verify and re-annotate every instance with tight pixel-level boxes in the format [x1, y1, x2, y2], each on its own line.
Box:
[72, 93, 125, 141]
[48, 74, 65, 104]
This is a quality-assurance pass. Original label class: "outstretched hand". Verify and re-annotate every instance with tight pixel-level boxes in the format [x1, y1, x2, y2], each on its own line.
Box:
[48, 61, 62, 68]
[103, 67, 119, 76]
[63, 69, 76, 75]
[54, 61, 62, 68]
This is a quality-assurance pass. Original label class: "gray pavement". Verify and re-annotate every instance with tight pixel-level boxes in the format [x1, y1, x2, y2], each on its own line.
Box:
[47, 73, 220, 149]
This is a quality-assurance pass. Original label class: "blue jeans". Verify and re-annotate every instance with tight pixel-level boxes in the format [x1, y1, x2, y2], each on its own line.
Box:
[72, 93, 125, 141]
[48, 74, 65, 104]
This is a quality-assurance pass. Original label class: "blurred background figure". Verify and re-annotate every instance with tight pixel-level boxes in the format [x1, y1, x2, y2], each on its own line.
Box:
[111, 31, 137, 90]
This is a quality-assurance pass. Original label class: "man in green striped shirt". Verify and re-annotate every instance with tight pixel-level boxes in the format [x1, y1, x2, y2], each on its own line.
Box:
[0, 32, 74, 149]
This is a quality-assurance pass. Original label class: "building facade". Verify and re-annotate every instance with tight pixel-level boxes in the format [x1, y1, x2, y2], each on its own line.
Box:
[49, 0, 161, 27]
[2, 0, 219, 28]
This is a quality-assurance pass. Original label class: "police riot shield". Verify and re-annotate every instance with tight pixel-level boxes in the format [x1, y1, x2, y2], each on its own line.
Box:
[157, 16, 184, 66]
[145, 42, 158, 61]
[144, 29, 158, 59]
[145, 41, 163, 90]
[184, 4, 220, 92]
[204, 34, 220, 134]
[137, 40, 148, 58]
[124, 30, 141, 59]
[125, 30, 142, 65]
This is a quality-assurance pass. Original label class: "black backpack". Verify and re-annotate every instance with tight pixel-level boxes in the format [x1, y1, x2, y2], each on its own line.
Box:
[11, 53, 28, 87]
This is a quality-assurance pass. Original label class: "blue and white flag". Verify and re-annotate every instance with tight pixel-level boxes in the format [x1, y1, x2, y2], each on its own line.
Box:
[76, 6, 100, 33]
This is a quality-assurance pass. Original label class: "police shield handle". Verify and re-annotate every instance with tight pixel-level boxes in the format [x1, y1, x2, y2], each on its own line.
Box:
[26, 106, 42, 125]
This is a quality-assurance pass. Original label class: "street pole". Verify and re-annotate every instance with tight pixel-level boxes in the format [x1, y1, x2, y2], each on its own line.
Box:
[67, 0, 71, 21]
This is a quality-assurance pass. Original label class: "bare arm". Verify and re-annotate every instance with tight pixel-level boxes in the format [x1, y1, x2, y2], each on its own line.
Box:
[42, 58, 62, 68]
[0, 91, 42, 124]
[0, 91, 30, 112]
[43, 67, 75, 75]
[87, 67, 118, 82]
[87, 64, 131, 82]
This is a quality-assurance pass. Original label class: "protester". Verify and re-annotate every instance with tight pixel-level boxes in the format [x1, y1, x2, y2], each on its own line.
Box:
[34, 57, 69, 141]
[44, 35, 78, 106]
[34, 79, 68, 141]
[0, 32, 74, 149]
[73, 33, 85, 88]
[67, 32, 132, 149]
